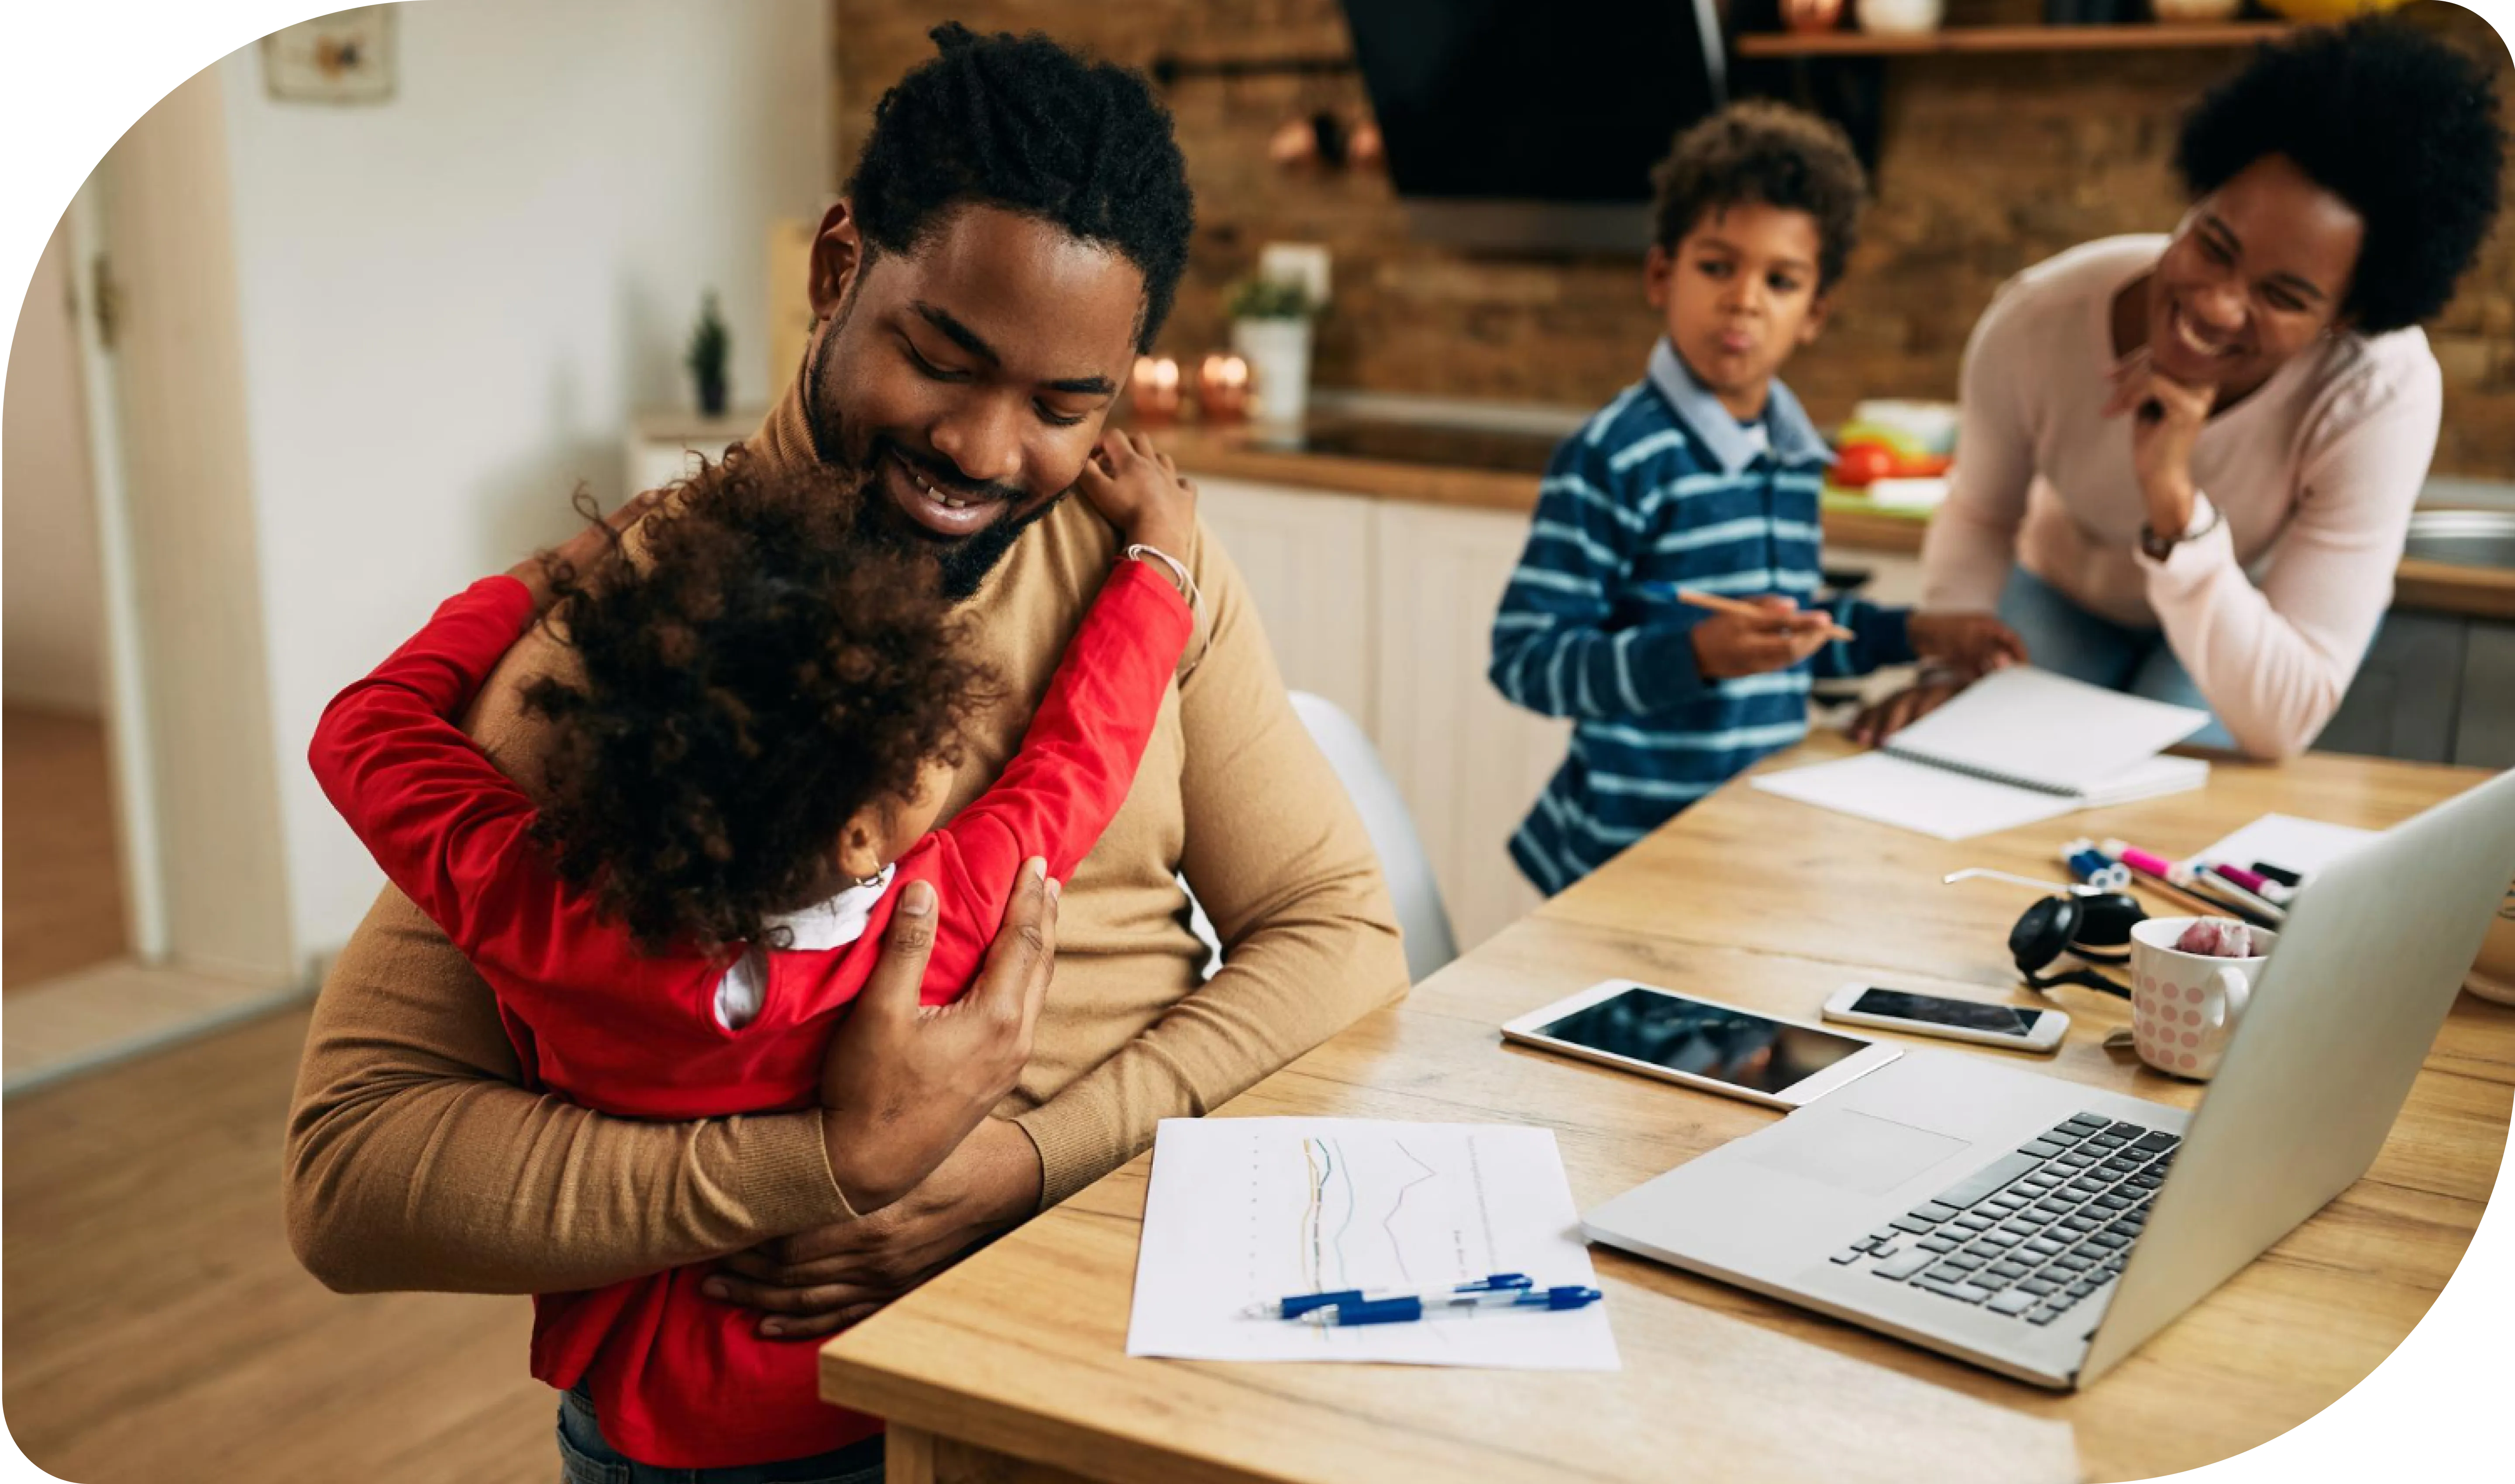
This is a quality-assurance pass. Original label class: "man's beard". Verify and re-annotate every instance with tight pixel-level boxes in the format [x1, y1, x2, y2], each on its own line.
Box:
[846, 459, 1060, 602]
[803, 300, 1060, 602]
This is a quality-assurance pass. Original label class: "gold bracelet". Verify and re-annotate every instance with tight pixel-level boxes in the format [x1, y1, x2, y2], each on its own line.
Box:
[1123, 543, 1198, 608]
[1122, 542, 1209, 680]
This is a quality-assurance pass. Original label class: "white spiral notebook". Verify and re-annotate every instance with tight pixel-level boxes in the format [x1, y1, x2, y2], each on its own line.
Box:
[1753, 667, 2212, 840]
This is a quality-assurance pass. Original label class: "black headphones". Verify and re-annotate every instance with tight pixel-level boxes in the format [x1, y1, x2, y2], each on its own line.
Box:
[2007, 891, 2144, 1000]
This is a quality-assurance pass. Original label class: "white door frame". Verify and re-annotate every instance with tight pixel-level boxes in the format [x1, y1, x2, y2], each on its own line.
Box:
[60, 66, 295, 985]
[65, 182, 170, 963]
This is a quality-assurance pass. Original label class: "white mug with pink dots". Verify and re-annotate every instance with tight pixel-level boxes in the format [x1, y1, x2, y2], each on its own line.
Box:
[2129, 917, 2277, 1080]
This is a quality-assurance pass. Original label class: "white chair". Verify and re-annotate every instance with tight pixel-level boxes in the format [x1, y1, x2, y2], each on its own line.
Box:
[1294, 691, 1460, 983]
[1179, 692, 1460, 985]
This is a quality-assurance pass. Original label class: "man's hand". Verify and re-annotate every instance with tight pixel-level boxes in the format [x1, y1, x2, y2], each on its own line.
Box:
[1691, 597, 1834, 681]
[1850, 677, 1969, 747]
[816, 860, 1059, 1215]
[505, 488, 662, 613]
[705, 1116, 1042, 1340]
[1906, 612, 2028, 680]
[2102, 347, 2216, 537]
[1076, 429, 1197, 557]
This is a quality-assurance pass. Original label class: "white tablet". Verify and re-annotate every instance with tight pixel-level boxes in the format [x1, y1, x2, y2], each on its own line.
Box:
[1500, 978, 1902, 1111]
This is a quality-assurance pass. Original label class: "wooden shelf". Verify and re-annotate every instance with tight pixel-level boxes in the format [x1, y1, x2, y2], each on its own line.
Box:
[1734, 21, 2290, 58]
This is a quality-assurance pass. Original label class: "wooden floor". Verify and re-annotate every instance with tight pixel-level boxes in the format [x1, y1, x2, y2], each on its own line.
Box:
[5, 705, 129, 990]
[3, 1004, 558, 1482]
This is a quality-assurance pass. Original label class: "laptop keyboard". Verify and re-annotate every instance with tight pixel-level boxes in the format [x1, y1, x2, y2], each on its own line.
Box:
[1828, 1112, 2178, 1327]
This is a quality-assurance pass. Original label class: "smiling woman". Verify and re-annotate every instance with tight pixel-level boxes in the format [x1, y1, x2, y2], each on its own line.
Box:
[1858, 15, 2508, 761]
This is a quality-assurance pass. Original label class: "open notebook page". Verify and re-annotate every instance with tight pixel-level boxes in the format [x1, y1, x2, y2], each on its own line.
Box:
[1749, 751, 2082, 841]
[1886, 667, 2209, 796]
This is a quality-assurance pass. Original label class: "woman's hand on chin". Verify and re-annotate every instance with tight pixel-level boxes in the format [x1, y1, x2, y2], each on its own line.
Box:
[2102, 348, 2214, 536]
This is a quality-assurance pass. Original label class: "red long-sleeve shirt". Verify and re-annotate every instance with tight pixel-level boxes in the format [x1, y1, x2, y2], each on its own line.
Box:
[308, 560, 1191, 1467]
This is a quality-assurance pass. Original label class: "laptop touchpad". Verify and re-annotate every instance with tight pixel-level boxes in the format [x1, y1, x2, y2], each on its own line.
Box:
[1742, 1109, 1970, 1196]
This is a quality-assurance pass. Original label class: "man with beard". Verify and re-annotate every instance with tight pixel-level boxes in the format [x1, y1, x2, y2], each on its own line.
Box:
[286, 25, 1408, 1478]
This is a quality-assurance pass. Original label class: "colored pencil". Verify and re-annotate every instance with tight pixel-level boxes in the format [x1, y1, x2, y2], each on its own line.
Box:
[2195, 865, 2287, 924]
[2099, 839, 2258, 922]
[1676, 589, 1858, 643]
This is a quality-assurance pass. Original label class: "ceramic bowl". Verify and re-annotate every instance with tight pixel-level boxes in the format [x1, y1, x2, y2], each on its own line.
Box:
[2153, 0, 2243, 20]
[1857, 0, 1943, 34]
[2467, 890, 2515, 1005]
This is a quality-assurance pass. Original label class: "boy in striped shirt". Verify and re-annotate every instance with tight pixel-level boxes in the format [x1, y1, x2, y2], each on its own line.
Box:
[1491, 103, 2021, 894]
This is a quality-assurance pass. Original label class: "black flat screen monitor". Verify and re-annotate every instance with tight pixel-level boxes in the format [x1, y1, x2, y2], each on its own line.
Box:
[1340, 0, 1725, 248]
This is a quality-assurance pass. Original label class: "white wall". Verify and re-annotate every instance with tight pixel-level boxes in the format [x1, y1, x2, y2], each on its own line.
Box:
[218, 0, 831, 957]
[4, 217, 107, 715]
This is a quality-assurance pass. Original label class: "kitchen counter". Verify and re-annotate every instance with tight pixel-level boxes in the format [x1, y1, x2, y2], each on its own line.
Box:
[2396, 556, 2515, 622]
[1154, 417, 2512, 620]
[1149, 418, 1562, 518]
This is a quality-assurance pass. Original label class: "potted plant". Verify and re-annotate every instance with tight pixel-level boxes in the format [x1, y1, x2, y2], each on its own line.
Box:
[1225, 275, 1320, 428]
[686, 290, 730, 418]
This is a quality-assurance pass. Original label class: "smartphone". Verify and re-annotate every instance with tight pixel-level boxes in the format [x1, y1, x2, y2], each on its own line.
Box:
[1500, 979, 1901, 1110]
[1820, 983, 2069, 1054]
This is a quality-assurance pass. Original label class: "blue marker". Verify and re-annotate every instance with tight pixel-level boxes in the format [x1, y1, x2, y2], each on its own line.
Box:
[1242, 1273, 1531, 1320]
[2061, 839, 2132, 892]
[1307, 1285, 1605, 1327]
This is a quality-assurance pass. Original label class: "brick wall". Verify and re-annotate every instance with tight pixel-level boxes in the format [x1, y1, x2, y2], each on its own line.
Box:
[831, 0, 2513, 477]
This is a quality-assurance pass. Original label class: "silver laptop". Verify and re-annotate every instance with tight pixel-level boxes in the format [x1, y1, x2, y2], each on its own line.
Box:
[1584, 767, 2515, 1389]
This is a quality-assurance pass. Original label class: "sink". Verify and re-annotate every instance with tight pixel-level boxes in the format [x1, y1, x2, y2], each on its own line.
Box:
[2401, 509, 2515, 570]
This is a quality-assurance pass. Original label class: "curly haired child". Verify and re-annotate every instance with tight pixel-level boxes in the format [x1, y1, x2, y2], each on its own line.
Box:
[308, 432, 1197, 1470]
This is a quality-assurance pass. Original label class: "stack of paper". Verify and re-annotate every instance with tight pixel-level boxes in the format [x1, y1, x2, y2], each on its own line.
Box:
[1754, 667, 2212, 841]
[2181, 814, 2375, 882]
[1125, 1117, 1620, 1370]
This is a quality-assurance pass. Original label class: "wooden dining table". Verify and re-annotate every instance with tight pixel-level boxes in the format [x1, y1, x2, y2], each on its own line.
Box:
[822, 733, 2513, 1484]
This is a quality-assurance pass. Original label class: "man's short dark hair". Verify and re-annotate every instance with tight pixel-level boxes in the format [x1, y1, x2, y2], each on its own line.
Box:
[844, 23, 1195, 351]
[1648, 100, 1867, 292]
[2174, 16, 2506, 336]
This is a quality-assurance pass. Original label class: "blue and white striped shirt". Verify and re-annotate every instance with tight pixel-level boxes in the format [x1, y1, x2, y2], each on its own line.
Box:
[1490, 340, 1913, 895]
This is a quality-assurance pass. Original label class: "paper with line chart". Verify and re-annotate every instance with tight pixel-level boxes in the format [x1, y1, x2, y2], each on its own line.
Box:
[1125, 1117, 1619, 1368]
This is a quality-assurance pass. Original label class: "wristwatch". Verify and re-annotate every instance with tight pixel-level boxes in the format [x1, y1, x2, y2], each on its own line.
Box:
[2138, 493, 2221, 563]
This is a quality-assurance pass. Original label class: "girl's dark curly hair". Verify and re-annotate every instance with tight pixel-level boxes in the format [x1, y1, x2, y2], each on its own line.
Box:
[1649, 100, 1868, 292]
[522, 448, 998, 957]
[2175, 16, 2506, 335]
[843, 22, 1194, 352]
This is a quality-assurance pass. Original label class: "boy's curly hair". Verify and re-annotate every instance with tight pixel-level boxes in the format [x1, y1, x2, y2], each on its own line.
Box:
[1649, 100, 1867, 292]
[522, 448, 998, 957]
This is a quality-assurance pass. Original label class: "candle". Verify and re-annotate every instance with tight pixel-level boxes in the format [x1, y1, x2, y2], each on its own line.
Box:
[1129, 355, 1182, 422]
[1197, 352, 1250, 422]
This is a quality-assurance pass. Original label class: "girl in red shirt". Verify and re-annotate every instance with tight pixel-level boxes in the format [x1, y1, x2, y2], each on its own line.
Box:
[309, 436, 1197, 1469]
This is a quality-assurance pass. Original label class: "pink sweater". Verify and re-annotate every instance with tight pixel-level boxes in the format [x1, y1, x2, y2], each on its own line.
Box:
[1920, 236, 2441, 759]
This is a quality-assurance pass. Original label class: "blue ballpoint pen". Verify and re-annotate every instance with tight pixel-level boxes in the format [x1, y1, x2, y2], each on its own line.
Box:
[1306, 1285, 1605, 1327]
[1240, 1273, 1532, 1320]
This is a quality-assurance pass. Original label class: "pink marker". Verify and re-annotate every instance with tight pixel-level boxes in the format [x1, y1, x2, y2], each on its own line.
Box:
[2209, 862, 2278, 896]
[2101, 839, 2180, 881]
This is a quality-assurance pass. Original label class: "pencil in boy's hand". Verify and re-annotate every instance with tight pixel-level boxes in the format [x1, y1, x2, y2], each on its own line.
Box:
[1677, 588, 1857, 644]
